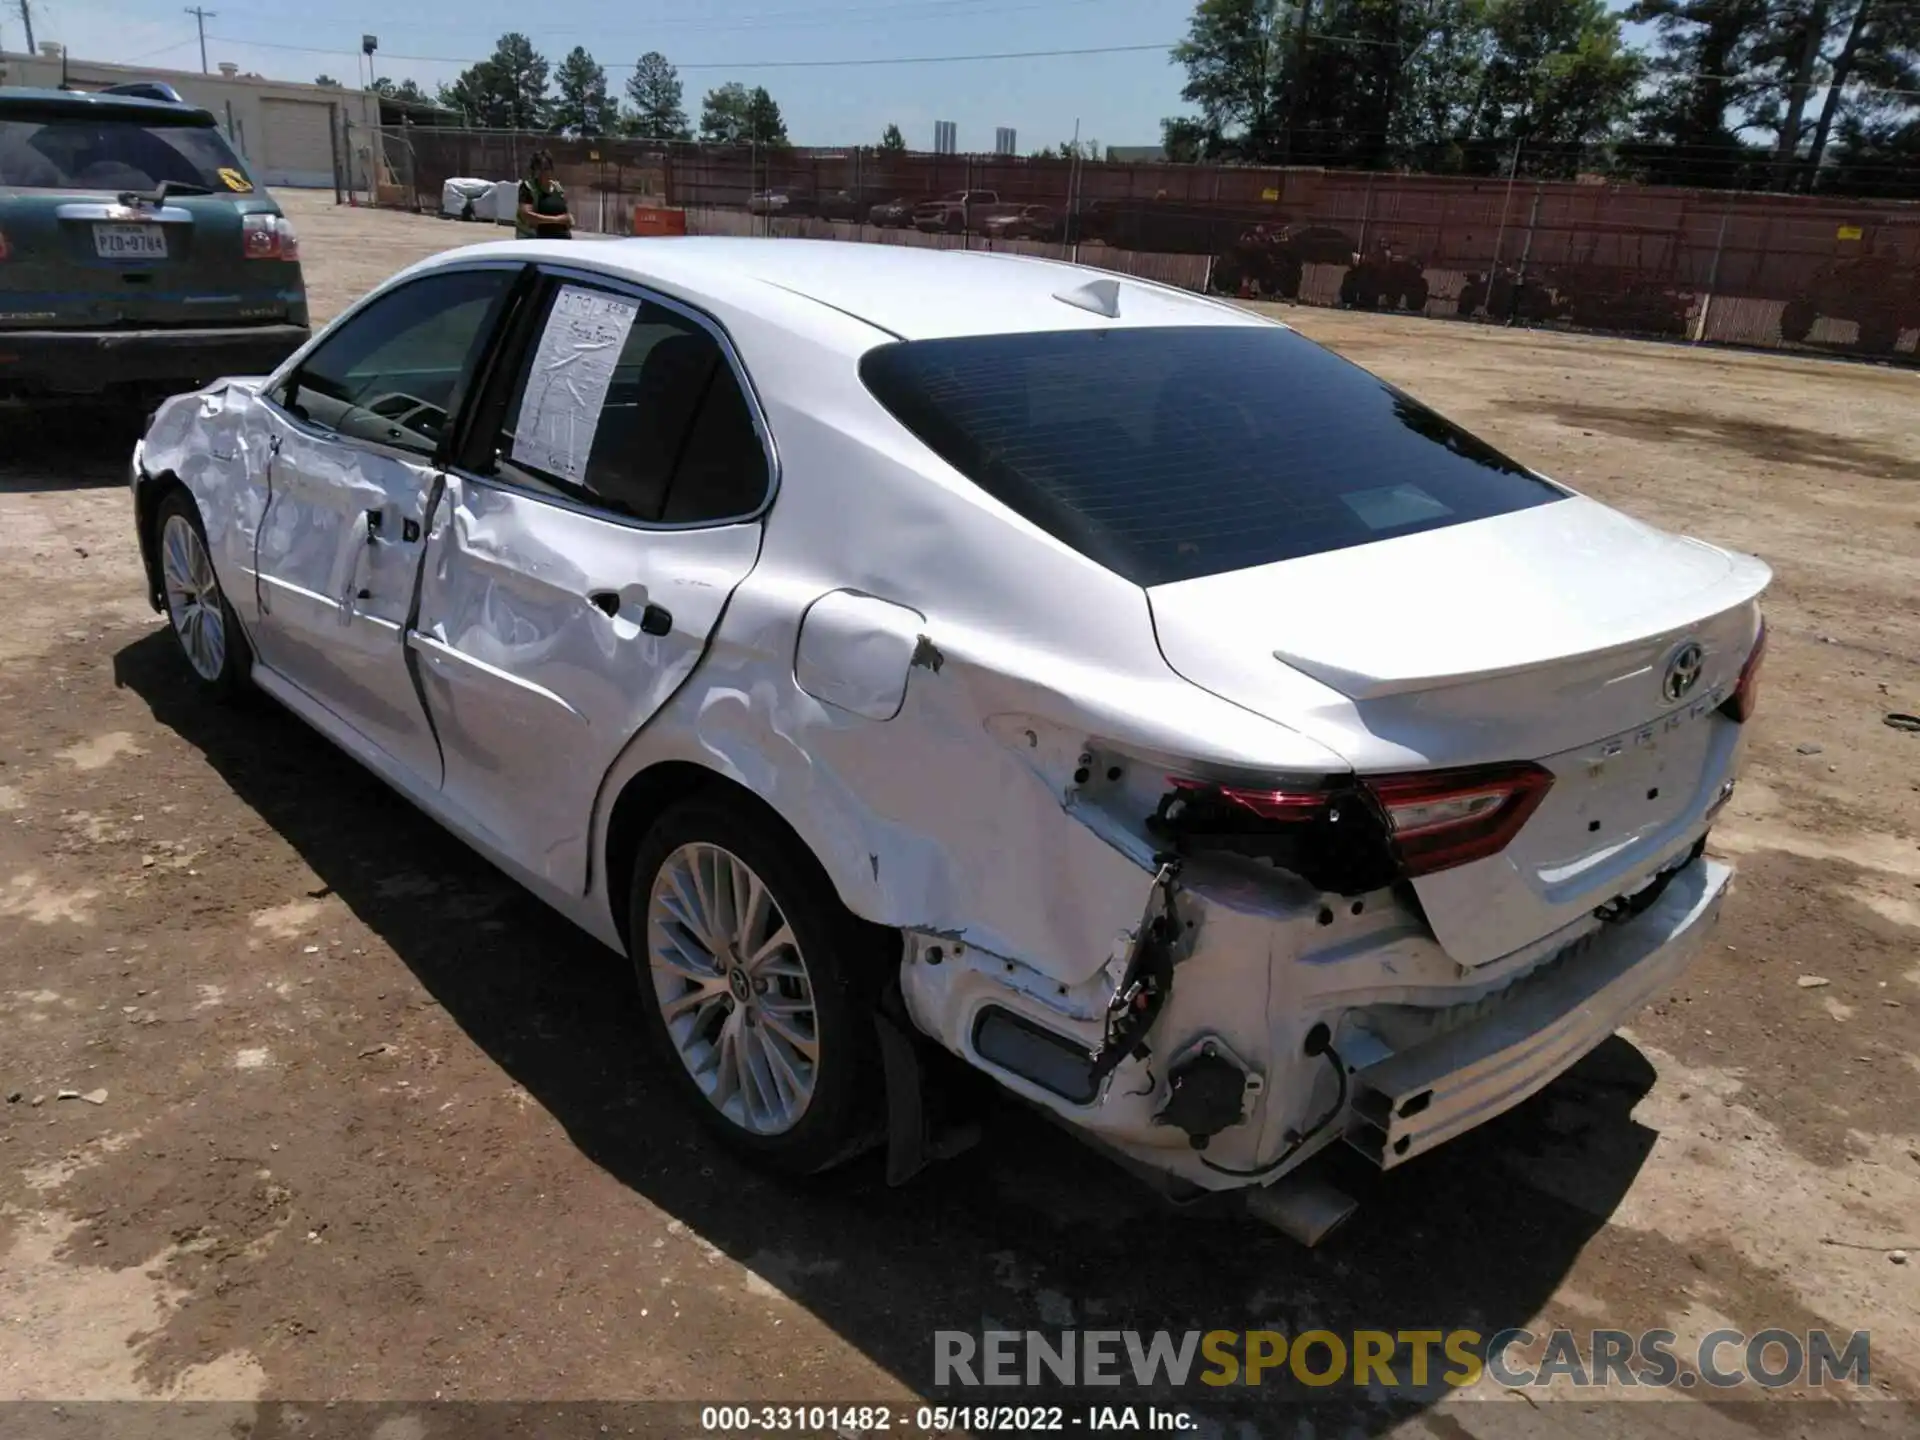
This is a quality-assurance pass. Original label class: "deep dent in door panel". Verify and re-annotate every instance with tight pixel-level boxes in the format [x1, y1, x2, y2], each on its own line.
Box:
[414, 475, 763, 893]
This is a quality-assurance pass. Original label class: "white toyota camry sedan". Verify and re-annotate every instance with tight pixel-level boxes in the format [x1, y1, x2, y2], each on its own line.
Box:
[130, 237, 1769, 1227]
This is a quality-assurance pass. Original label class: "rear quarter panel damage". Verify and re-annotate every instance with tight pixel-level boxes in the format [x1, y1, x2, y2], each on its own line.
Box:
[586, 298, 1353, 993]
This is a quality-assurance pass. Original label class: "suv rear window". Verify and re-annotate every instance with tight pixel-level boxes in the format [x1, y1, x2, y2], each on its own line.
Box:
[858, 324, 1566, 587]
[0, 112, 248, 192]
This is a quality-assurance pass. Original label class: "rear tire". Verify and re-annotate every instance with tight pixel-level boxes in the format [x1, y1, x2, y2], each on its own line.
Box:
[628, 795, 888, 1175]
[155, 488, 250, 699]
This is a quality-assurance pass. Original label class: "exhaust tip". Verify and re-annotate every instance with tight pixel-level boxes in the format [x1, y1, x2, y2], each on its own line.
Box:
[1244, 1171, 1359, 1248]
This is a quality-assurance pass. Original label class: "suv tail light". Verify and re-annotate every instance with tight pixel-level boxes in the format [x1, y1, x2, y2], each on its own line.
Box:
[1158, 760, 1553, 885]
[1719, 622, 1765, 723]
[0, 229, 10, 261]
[241, 213, 299, 261]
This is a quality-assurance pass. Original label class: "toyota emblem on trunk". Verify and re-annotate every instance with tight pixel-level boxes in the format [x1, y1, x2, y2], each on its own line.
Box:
[1663, 641, 1706, 702]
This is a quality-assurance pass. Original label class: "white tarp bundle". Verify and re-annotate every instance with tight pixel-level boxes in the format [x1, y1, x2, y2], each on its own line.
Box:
[441, 177, 493, 218]
[480, 180, 521, 224]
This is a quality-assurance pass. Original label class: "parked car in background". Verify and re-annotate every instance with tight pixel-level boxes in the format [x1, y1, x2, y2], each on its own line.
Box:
[868, 196, 916, 228]
[747, 186, 815, 217]
[0, 86, 308, 407]
[913, 189, 998, 233]
[815, 189, 871, 222]
[982, 204, 1058, 242]
[132, 238, 1768, 1236]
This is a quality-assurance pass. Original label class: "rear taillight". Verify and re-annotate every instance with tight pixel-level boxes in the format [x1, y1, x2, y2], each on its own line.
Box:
[1720, 622, 1766, 723]
[1364, 762, 1554, 877]
[242, 213, 299, 261]
[0, 229, 10, 261]
[1157, 760, 1552, 886]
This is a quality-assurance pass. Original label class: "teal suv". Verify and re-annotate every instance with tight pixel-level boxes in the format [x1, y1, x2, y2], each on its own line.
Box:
[0, 86, 309, 405]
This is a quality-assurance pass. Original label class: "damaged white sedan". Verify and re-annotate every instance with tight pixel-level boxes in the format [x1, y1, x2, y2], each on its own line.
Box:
[131, 238, 1768, 1230]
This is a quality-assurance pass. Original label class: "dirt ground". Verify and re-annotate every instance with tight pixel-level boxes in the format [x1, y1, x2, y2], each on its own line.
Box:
[1, 191, 1916, 1437]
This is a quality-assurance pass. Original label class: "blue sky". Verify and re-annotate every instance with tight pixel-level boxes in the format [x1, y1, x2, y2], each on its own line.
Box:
[15, 0, 1650, 150]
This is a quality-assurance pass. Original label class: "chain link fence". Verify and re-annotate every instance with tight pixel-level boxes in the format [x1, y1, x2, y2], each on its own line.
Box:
[375, 127, 1920, 362]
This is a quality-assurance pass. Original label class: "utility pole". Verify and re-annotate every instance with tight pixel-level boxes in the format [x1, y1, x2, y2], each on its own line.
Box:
[184, 5, 216, 73]
[18, 0, 35, 55]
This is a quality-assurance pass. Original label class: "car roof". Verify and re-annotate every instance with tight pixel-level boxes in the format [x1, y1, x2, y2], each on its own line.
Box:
[426, 236, 1266, 345]
[0, 86, 214, 123]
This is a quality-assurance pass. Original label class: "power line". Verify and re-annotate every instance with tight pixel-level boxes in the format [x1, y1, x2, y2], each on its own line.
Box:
[123, 37, 197, 64]
[15, 0, 33, 54]
[183, 5, 215, 74]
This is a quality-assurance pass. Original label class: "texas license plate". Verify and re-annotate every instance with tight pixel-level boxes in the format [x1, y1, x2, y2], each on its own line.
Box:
[94, 223, 168, 260]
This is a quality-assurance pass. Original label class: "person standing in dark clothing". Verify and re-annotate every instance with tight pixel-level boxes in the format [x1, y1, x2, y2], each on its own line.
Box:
[517, 151, 574, 239]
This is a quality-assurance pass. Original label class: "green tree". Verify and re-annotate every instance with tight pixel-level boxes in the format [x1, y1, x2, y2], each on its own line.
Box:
[699, 82, 789, 145]
[438, 33, 550, 130]
[1469, 0, 1642, 166]
[1625, 0, 1772, 183]
[371, 77, 430, 103]
[1160, 114, 1222, 160]
[625, 51, 690, 140]
[552, 46, 613, 136]
[1167, 0, 1294, 161]
[1386, 0, 1495, 168]
[314, 74, 342, 88]
[880, 122, 907, 151]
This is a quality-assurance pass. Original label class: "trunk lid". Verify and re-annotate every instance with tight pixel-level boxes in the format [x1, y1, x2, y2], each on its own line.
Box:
[1148, 497, 1770, 965]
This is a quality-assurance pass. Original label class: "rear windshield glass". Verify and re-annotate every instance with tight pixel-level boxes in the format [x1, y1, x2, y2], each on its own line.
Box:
[0, 114, 246, 193]
[858, 324, 1566, 587]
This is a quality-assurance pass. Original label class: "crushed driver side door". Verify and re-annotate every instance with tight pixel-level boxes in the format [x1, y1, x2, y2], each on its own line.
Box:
[410, 272, 772, 893]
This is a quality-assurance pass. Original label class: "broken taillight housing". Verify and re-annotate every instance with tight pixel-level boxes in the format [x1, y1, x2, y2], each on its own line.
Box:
[241, 213, 299, 261]
[1155, 760, 1554, 889]
[1719, 622, 1766, 723]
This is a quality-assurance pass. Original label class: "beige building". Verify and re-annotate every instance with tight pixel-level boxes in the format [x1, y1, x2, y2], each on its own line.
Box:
[0, 43, 382, 190]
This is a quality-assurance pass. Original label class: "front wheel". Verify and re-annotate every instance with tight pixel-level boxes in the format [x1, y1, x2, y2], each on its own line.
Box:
[155, 488, 249, 698]
[629, 796, 887, 1175]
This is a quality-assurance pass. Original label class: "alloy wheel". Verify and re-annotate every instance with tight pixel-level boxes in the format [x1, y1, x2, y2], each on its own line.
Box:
[646, 841, 820, 1135]
[161, 513, 228, 683]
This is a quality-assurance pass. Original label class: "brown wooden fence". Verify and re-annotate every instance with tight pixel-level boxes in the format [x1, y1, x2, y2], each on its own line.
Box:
[376, 127, 1920, 361]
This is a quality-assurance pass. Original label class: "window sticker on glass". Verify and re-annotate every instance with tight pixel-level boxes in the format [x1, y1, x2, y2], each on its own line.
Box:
[511, 286, 642, 483]
[1342, 483, 1455, 531]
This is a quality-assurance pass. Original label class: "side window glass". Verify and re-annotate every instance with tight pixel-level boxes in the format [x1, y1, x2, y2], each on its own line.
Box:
[491, 283, 768, 524]
[283, 268, 512, 458]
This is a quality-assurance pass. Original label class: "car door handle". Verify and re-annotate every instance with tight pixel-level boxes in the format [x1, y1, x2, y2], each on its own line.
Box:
[365, 509, 422, 545]
[588, 590, 673, 635]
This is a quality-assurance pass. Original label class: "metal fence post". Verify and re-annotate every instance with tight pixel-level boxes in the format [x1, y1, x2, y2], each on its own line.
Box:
[964, 153, 973, 250]
[1491, 136, 1523, 284]
[327, 100, 343, 205]
[1512, 182, 1543, 325]
[1694, 208, 1731, 343]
